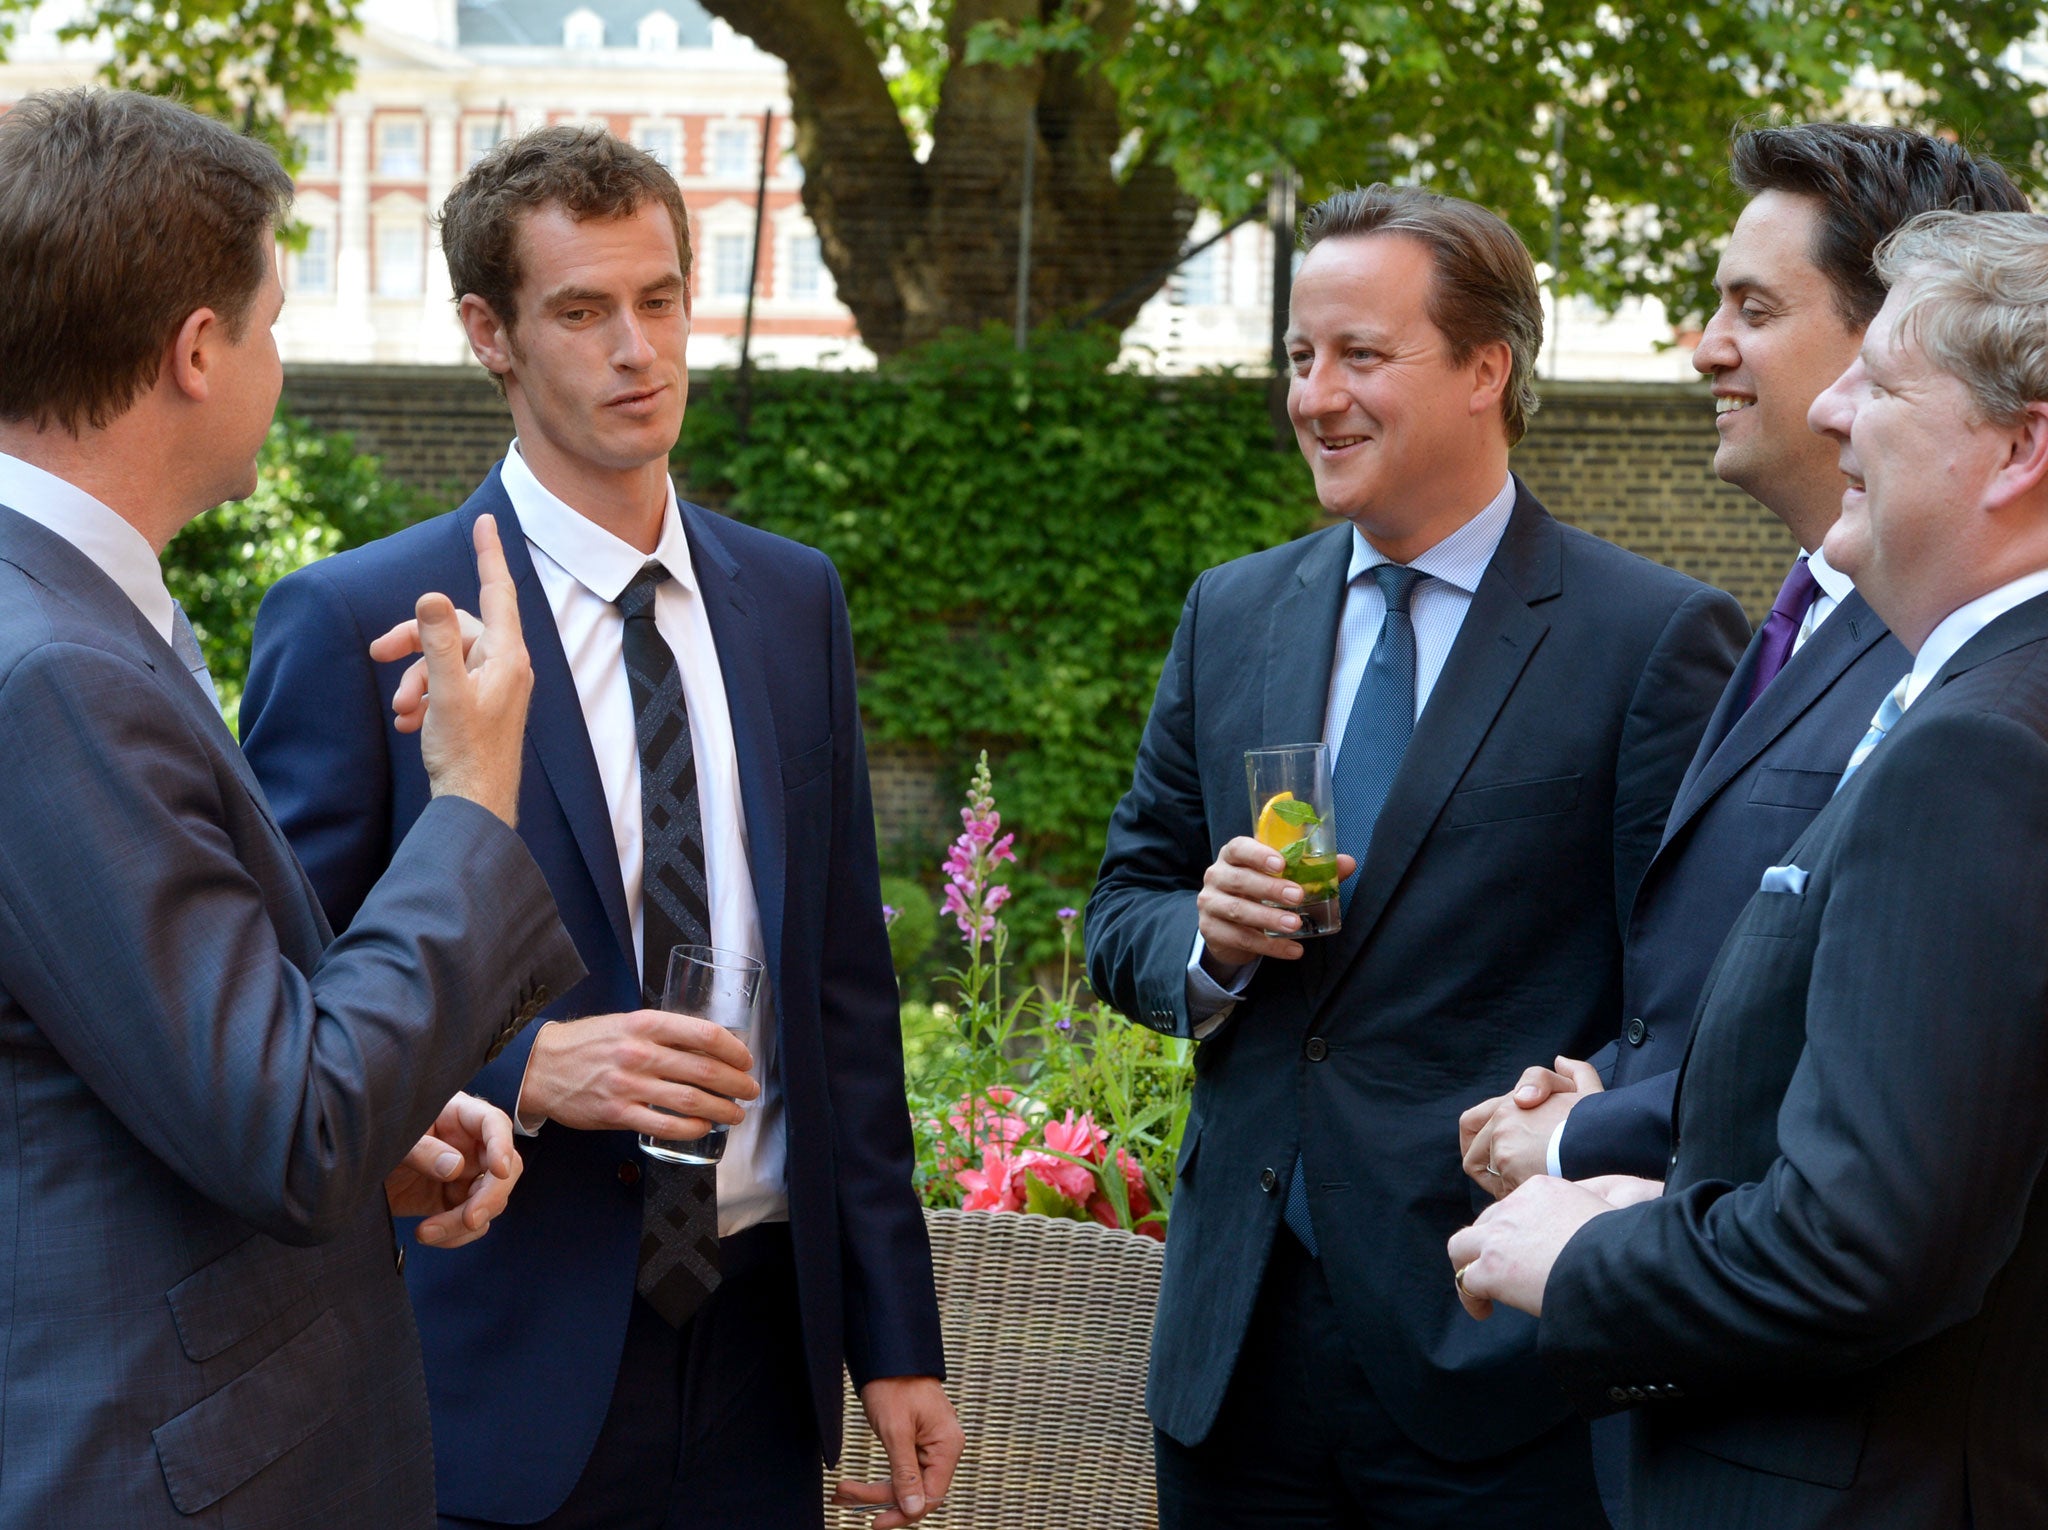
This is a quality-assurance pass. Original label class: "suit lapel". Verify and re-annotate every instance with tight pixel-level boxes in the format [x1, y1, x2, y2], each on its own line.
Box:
[1932, 588, 2048, 687]
[1309, 492, 1558, 1002]
[1659, 591, 1890, 843]
[1259, 527, 1353, 749]
[681, 505, 788, 999]
[464, 485, 637, 973]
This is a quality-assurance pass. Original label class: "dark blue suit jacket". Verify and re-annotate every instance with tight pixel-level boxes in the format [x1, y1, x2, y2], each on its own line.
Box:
[1543, 593, 2048, 1527]
[1087, 483, 1747, 1460]
[1559, 587, 1907, 1180]
[242, 469, 942, 1523]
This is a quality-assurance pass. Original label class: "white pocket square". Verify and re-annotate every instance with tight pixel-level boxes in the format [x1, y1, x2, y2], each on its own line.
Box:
[1759, 864, 1809, 895]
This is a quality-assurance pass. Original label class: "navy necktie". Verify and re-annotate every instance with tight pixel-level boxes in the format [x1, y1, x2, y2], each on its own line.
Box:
[617, 561, 721, 1329]
[1285, 562, 1426, 1257]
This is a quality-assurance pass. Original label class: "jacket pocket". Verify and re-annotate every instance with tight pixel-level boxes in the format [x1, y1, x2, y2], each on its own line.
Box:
[781, 736, 833, 792]
[1441, 773, 1582, 829]
[166, 1235, 323, 1363]
[1680, 1401, 1868, 1490]
[153, 1308, 343, 1514]
[1740, 888, 1808, 940]
[1748, 767, 1840, 811]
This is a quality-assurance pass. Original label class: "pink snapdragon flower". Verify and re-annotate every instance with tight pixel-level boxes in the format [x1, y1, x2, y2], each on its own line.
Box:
[940, 754, 1017, 946]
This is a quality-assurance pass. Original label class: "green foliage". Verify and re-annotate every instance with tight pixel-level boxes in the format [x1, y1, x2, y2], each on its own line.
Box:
[676, 329, 1324, 960]
[878, 874, 939, 977]
[162, 414, 436, 718]
[53, 0, 360, 170]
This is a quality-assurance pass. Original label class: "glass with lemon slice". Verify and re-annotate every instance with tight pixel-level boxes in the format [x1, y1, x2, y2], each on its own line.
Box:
[1243, 743, 1343, 937]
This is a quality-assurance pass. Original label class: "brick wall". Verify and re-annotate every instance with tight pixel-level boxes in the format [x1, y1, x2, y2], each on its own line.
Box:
[280, 366, 1794, 850]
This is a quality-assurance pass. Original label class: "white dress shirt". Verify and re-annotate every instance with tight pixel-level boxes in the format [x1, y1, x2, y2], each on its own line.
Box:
[1185, 478, 1518, 1031]
[1900, 566, 2048, 711]
[501, 442, 787, 1237]
[0, 451, 175, 644]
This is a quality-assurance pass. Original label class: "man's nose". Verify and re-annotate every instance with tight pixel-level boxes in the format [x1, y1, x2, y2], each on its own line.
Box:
[1692, 307, 1736, 376]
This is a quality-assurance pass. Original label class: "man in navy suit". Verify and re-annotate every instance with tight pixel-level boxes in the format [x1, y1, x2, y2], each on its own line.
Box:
[243, 128, 956, 1530]
[1452, 205, 2048, 1528]
[1457, 125, 2024, 1196]
[1087, 185, 1747, 1526]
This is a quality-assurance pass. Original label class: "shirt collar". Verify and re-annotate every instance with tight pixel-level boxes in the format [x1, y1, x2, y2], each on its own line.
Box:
[501, 439, 698, 603]
[0, 450, 174, 642]
[1904, 566, 2048, 710]
[1346, 476, 1516, 595]
[1803, 543, 1854, 606]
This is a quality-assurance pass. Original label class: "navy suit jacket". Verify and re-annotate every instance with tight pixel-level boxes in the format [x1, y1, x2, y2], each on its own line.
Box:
[1087, 483, 1747, 1460]
[1543, 592, 2048, 1527]
[1559, 587, 1908, 1179]
[242, 469, 942, 1523]
[0, 506, 580, 1528]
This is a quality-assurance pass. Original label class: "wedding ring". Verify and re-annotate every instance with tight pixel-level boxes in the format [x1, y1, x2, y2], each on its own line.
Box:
[1483, 1163, 1503, 1179]
[1454, 1263, 1472, 1295]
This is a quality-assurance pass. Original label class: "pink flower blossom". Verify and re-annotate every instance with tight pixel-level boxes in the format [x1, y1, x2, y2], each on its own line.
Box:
[956, 1145, 1026, 1212]
[940, 754, 1019, 948]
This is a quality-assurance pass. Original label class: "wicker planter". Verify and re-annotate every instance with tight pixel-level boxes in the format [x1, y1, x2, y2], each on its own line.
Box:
[826, 1207, 1166, 1529]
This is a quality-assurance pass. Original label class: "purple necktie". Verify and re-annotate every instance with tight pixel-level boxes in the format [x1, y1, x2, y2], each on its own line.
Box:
[1746, 557, 1824, 707]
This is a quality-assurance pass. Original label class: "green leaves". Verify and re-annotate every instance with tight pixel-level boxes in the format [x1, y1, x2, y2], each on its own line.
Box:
[1269, 797, 1322, 828]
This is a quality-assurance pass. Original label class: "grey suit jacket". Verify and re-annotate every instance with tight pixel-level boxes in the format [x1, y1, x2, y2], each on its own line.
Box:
[0, 506, 583, 1528]
[1542, 591, 2048, 1528]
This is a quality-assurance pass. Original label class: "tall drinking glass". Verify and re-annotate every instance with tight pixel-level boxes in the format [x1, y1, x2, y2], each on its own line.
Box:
[1244, 743, 1342, 937]
[638, 944, 762, 1166]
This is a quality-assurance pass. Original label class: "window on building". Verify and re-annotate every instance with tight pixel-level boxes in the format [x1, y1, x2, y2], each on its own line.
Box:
[1174, 244, 1221, 307]
[634, 122, 679, 173]
[291, 224, 333, 293]
[293, 119, 333, 175]
[638, 10, 678, 51]
[563, 7, 604, 48]
[707, 124, 754, 180]
[376, 221, 424, 298]
[785, 233, 823, 299]
[710, 231, 753, 297]
[377, 118, 423, 178]
[464, 119, 504, 169]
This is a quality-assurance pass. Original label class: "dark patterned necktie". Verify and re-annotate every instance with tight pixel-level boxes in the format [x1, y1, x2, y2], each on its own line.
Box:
[617, 561, 721, 1328]
[1287, 562, 1425, 1258]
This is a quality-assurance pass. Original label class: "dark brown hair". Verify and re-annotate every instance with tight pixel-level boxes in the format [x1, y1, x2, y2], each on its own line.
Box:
[1729, 122, 2028, 329]
[438, 125, 692, 341]
[0, 89, 292, 433]
[1299, 184, 1544, 445]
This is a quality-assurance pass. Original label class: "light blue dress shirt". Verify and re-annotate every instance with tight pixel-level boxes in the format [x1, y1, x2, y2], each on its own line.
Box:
[1186, 479, 1518, 1028]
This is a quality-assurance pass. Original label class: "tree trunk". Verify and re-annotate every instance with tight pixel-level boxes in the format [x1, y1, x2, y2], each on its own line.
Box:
[699, 0, 1196, 357]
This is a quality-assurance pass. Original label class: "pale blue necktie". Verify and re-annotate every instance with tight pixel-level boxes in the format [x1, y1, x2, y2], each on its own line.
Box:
[169, 600, 221, 710]
[1834, 672, 1912, 796]
[1285, 562, 1426, 1257]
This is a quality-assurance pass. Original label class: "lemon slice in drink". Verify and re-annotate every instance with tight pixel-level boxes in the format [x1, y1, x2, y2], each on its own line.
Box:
[1256, 792, 1306, 851]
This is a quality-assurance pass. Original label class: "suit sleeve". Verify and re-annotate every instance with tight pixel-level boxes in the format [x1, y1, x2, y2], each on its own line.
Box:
[1541, 708, 2048, 1412]
[1557, 1070, 1678, 1181]
[242, 563, 397, 933]
[0, 643, 584, 1245]
[1086, 579, 1210, 1040]
[814, 559, 947, 1386]
[1609, 587, 1748, 934]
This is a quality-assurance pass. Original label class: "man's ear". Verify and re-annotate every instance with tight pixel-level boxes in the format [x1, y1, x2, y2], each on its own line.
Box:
[1467, 339, 1513, 420]
[164, 307, 221, 403]
[458, 294, 515, 380]
[1988, 400, 2048, 510]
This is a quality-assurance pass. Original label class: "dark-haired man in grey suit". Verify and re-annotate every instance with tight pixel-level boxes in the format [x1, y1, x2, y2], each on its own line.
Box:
[0, 90, 582, 1528]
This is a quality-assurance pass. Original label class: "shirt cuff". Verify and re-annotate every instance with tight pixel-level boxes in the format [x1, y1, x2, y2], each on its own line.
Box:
[1186, 934, 1258, 1039]
[513, 1021, 554, 1136]
[1546, 1118, 1567, 1179]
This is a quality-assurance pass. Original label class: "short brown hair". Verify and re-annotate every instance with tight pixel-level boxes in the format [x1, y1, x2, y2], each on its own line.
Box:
[1300, 185, 1543, 445]
[0, 89, 292, 433]
[439, 125, 692, 339]
[1730, 122, 2028, 330]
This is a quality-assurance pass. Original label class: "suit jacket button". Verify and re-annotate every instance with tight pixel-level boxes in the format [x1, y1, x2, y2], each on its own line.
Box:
[1625, 1017, 1648, 1047]
[1609, 1386, 1630, 1403]
[1304, 1037, 1328, 1062]
[1628, 1386, 1647, 1402]
[1260, 1168, 1279, 1194]
[618, 1161, 641, 1186]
